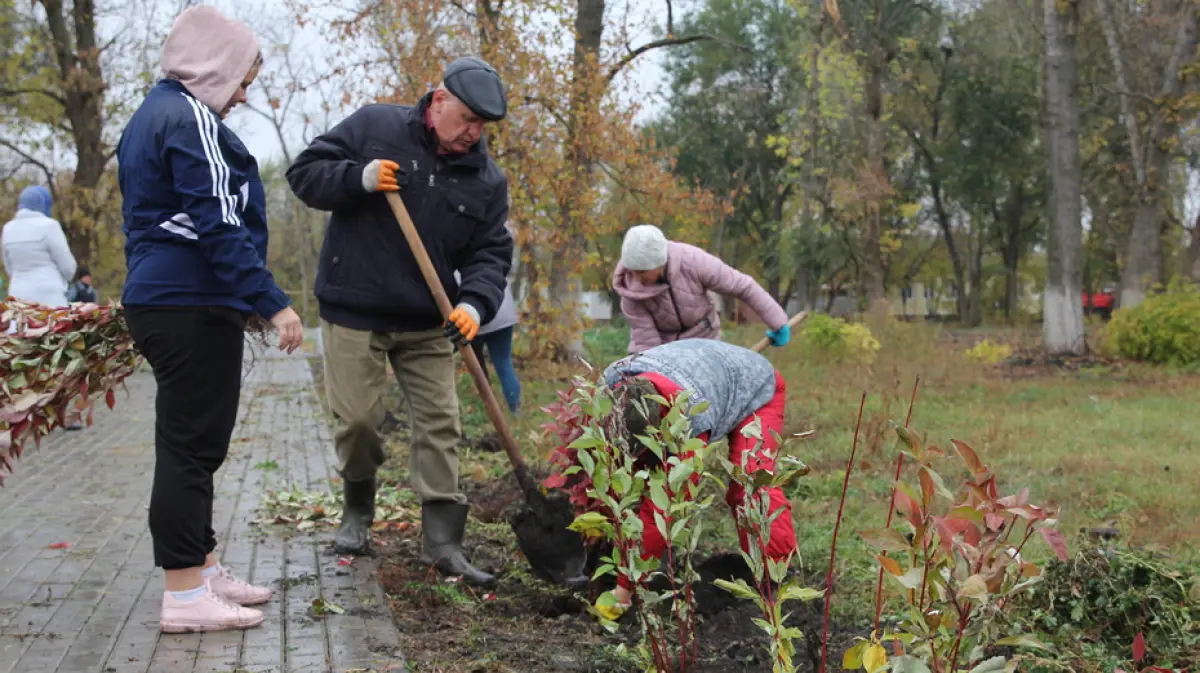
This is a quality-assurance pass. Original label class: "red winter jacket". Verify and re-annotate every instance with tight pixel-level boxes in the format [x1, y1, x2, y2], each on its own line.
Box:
[614, 370, 797, 590]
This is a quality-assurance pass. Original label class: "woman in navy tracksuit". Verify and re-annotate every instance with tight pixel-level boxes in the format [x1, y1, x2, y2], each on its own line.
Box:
[117, 5, 302, 634]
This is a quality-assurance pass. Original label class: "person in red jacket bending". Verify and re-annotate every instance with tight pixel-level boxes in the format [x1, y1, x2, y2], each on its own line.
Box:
[593, 339, 798, 620]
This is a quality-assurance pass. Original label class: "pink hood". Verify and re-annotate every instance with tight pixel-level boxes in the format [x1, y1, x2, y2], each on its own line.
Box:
[160, 5, 259, 115]
[612, 261, 672, 302]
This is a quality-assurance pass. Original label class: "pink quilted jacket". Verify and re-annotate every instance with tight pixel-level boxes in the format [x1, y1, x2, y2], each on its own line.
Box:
[612, 241, 789, 354]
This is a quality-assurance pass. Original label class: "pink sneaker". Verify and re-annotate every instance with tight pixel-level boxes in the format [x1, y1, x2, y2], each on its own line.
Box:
[159, 583, 264, 633]
[208, 564, 273, 606]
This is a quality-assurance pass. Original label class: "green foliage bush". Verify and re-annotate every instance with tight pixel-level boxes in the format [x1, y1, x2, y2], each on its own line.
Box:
[1019, 542, 1199, 672]
[797, 314, 881, 364]
[1105, 281, 1200, 365]
[965, 339, 1014, 365]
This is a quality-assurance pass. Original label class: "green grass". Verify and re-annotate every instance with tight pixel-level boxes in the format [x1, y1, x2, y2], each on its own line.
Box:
[450, 318, 1200, 622]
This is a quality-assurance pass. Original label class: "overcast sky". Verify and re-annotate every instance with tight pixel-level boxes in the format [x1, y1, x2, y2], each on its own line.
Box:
[208, 0, 676, 163]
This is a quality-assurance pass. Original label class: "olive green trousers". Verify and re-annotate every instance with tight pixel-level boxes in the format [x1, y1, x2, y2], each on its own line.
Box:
[320, 320, 464, 504]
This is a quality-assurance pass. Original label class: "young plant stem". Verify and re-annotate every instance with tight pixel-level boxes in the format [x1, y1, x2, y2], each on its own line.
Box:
[918, 537, 933, 611]
[873, 377, 921, 633]
[1000, 513, 1019, 545]
[685, 581, 698, 665]
[820, 392, 868, 673]
[1011, 521, 1037, 560]
[756, 525, 785, 668]
[948, 608, 972, 673]
[663, 535, 690, 672]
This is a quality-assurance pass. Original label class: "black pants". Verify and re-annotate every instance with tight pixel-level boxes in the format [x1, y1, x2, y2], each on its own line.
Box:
[125, 306, 246, 570]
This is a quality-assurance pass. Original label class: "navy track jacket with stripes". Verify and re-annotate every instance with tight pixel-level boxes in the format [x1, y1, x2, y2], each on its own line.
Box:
[117, 79, 290, 319]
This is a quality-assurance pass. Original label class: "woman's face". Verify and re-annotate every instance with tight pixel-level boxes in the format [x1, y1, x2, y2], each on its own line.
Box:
[632, 267, 666, 285]
[220, 61, 260, 119]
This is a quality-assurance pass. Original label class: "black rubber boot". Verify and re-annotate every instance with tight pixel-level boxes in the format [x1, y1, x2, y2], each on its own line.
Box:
[333, 478, 375, 555]
[419, 502, 496, 587]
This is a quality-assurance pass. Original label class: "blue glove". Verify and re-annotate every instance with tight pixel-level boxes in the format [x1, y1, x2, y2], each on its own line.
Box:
[765, 323, 791, 347]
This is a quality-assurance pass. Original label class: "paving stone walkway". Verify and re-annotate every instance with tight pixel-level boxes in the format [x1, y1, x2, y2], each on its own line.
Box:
[0, 345, 404, 673]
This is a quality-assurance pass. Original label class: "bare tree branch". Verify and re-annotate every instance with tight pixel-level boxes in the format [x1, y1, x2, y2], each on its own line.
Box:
[1097, 85, 1157, 105]
[0, 88, 67, 107]
[596, 160, 650, 196]
[447, 0, 476, 17]
[522, 95, 569, 126]
[1145, 5, 1198, 154]
[1095, 0, 1146, 185]
[606, 34, 716, 83]
[0, 138, 57, 193]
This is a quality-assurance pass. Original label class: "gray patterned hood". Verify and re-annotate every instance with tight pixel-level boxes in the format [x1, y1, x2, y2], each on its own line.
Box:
[602, 338, 777, 440]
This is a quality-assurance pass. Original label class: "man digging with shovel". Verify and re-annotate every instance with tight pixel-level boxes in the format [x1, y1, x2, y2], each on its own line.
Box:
[590, 337, 800, 620]
[285, 57, 511, 587]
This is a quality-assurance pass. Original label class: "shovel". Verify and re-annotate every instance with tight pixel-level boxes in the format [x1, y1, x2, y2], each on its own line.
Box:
[384, 193, 591, 588]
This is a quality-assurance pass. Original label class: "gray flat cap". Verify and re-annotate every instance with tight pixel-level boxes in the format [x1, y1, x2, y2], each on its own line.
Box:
[443, 56, 507, 121]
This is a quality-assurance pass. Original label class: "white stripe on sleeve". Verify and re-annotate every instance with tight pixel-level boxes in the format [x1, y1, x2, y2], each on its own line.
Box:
[182, 94, 242, 227]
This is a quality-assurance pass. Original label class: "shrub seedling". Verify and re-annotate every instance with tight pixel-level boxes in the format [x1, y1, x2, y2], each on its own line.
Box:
[559, 375, 717, 673]
[713, 416, 824, 673]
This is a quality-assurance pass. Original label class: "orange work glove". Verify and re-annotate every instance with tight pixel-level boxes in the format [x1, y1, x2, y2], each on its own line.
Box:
[361, 159, 400, 193]
[443, 304, 480, 344]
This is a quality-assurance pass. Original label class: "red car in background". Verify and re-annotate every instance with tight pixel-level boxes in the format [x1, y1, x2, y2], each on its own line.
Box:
[1082, 286, 1116, 320]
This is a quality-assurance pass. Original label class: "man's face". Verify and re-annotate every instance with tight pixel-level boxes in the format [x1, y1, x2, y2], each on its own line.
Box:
[430, 89, 486, 154]
[221, 61, 260, 119]
[80, 274, 92, 285]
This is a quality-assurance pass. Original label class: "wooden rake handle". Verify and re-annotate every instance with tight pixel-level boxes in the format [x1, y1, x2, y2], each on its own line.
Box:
[749, 311, 809, 353]
[383, 192, 534, 492]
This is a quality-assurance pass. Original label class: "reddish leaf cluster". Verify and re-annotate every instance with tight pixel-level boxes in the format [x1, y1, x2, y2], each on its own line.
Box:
[854, 427, 1071, 673]
[1, 300, 142, 486]
[538, 382, 605, 515]
[1116, 632, 1175, 673]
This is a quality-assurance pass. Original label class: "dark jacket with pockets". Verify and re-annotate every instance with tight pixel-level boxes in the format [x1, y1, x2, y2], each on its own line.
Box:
[285, 92, 513, 333]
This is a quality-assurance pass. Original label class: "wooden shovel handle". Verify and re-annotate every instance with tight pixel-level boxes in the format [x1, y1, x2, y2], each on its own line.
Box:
[750, 311, 808, 354]
[384, 193, 535, 493]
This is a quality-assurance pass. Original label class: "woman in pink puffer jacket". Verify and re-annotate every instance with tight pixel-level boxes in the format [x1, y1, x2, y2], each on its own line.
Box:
[612, 224, 791, 354]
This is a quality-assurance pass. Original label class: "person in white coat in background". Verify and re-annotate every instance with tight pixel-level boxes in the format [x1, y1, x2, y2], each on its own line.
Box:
[2, 186, 77, 308]
[3, 185, 84, 429]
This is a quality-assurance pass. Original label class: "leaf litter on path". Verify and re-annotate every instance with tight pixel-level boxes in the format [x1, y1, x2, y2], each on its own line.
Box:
[253, 483, 420, 531]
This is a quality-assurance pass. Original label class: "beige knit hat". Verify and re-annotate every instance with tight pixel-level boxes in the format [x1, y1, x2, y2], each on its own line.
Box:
[620, 224, 669, 271]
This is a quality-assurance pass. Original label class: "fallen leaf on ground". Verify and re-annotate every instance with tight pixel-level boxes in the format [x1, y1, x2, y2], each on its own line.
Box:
[311, 597, 345, 615]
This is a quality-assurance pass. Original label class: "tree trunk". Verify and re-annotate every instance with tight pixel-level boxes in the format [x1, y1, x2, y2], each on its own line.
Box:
[1180, 204, 1200, 281]
[1189, 218, 1200, 282]
[793, 0, 824, 317]
[1118, 6, 1197, 308]
[712, 215, 727, 258]
[930, 181, 968, 320]
[765, 188, 789, 305]
[1042, 0, 1086, 354]
[547, 0, 606, 362]
[966, 213, 985, 327]
[1002, 185, 1025, 320]
[793, 263, 815, 311]
[863, 45, 888, 319]
[39, 0, 108, 264]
